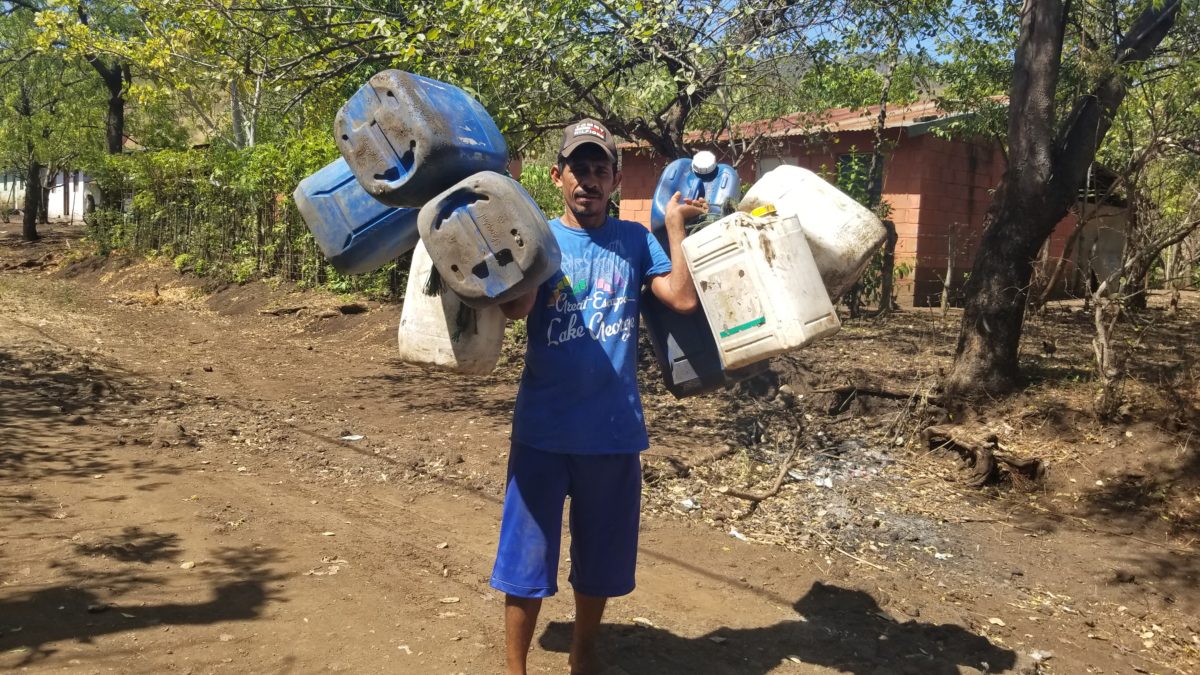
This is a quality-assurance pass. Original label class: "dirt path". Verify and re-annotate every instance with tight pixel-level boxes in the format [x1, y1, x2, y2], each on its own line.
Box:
[2, 226, 1197, 674]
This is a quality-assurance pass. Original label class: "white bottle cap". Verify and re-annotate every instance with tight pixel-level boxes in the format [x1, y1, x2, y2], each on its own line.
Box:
[691, 151, 717, 175]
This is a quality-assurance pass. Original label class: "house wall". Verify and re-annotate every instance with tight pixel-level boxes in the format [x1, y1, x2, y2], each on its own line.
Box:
[618, 128, 935, 303]
[0, 170, 97, 222]
[617, 152, 669, 227]
[47, 170, 98, 222]
[905, 135, 1005, 306]
[1, 171, 26, 211]
[617, 130, 1117, 308]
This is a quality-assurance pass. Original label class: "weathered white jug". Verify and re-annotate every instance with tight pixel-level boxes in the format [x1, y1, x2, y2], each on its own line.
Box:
[397, 241, 507, 375]
[738, 165, 886, 299]
[683, 211, 841, 370]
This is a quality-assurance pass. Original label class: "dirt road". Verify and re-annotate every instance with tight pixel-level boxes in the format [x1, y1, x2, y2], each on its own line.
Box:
[2, 226, 1196, 674]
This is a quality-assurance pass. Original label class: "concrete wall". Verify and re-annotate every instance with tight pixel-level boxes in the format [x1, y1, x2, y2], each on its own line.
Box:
[47, 170, 99, 222]
[1, 171, 26, 212]
[0, 170, 98, 222]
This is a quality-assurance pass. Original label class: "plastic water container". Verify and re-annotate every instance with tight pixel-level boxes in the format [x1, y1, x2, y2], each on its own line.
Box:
[417, 171, 560, 309]
[642, 223, 767, 398]
[396, 241, 507, 375]
[642, 292, 768, 398]
[293, 157, 419, 275]
[738, 165, 886, 299]
[334, 70, 508, 208]
[683, 211, 841, 370]
[650, 151, 741, 232]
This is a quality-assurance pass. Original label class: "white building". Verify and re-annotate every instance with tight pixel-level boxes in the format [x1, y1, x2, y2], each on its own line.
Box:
[0, 169, 100, 222]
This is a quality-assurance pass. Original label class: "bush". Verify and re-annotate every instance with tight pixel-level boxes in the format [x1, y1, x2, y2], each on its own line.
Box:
[82, 132, 405, 298]
[519, 164, 563, 217]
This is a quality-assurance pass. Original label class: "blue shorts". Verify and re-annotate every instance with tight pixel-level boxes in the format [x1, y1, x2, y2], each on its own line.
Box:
[490, 443, 642, 599]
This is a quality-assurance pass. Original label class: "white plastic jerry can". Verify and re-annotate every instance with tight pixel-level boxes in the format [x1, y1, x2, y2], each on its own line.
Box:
[683, 211, 841, 370]
[738, 165, 886, 300]
[396, 241, 507, 375]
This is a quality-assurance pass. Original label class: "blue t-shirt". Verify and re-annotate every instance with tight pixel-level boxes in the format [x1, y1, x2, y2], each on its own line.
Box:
[512, 216, 672, 454]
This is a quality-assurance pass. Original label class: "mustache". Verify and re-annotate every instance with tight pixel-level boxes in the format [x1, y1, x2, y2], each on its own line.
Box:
[574, 188, 602, 198]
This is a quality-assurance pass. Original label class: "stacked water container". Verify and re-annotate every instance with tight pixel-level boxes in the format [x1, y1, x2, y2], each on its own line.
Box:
[293, 69, 561, 374]
[643, 152, 768, 398]
[646, 158, 887, 394]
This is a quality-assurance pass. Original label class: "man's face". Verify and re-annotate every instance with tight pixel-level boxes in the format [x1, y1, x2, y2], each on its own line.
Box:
[551, 145, 620, 227]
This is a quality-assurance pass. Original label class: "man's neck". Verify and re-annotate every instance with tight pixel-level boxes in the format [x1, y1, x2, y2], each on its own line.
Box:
[561, 210, 606, 230]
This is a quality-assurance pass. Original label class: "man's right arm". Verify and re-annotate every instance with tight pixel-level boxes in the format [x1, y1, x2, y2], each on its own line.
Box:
[500, 291, 537, 320]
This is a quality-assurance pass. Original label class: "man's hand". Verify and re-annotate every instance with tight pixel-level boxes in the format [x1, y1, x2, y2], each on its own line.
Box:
[664, 191, 708, 230]
[500, 290, 536, 320]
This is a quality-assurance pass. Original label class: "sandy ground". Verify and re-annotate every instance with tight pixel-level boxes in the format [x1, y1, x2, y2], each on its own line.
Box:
[1, 223, 1197, 674]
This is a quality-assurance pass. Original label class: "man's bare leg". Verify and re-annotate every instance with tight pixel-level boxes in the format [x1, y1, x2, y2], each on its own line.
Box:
[569, 591, 607, 675]
[505, 594, 542, 675]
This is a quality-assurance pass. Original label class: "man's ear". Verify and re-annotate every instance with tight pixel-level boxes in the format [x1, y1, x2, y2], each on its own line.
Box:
[550, 163, 564, 187]
[613, 169, 623, 190]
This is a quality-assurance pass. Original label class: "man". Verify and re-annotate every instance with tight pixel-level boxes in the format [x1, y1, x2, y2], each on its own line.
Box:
[492, 118, 706, 675]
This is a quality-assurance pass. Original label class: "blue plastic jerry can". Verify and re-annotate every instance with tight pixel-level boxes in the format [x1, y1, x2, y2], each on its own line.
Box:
[642, 294, 769, 398]
[417, 171, 561, 309]
[334, 70, 508, 208]
[643, 153, 763, 398]
[649, 151, 741, 232]
[293, 157, 420, 275]
[641, 225, 769, 399]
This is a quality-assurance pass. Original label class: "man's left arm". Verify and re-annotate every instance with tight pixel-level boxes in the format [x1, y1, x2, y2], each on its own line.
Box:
[649, 191, 705, 314]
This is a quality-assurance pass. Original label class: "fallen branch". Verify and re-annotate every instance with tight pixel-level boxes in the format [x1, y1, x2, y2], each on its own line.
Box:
[722, 440, 799, 502]
[921, 424, 1045, 487]
[814, 533, 893, 572]
[817, 385, 943, 416]
[813, 385, 916, 399]
[645, 443, 739, 479]
[258, 305, 306, 316]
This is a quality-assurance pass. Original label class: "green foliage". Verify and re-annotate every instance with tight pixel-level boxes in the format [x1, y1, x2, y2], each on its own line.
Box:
[832, 150, 899, 311]
[519, 165, 563, 218]
[83, 134, 399, 298]
[0, 8, 107, 178]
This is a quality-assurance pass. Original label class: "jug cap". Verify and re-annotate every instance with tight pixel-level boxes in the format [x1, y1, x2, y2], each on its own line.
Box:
[692, 151, 717, 175]
[750, 204, 777, 217]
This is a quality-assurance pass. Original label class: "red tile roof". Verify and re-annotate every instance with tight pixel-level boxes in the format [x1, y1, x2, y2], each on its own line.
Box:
[618, 100, 953, 149]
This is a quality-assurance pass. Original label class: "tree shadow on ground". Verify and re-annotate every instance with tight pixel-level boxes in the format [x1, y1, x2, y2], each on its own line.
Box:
[0, 343, 181, 485]
[539, 582, 1017, 675]
[73, 526, 182, 563]
[0, 545, 285, 667]
[364, 359, 518, 419]
[1073, 436, 1200, 610]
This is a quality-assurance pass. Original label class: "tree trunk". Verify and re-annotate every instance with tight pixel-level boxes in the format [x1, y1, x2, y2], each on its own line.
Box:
[946, 195, 1062, 395]
[942, 226, 957, 313]
[945, 0, 1181, 400]
[105, 77, 126, 154]
[231, 78, 247, 148]
[22, 161, 41, 241]
[871, 220, 898, 315]
[1120, 192, 1150, 311]
[87, 56, 128, 155]
[1121, 256, 1152, 310]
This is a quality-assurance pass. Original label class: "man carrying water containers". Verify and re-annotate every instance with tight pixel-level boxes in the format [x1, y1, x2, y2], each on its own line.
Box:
[493, 119, 706, 675]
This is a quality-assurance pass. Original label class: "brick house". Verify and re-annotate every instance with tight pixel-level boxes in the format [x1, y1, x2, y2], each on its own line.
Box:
[616, 101, 1111, 306]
